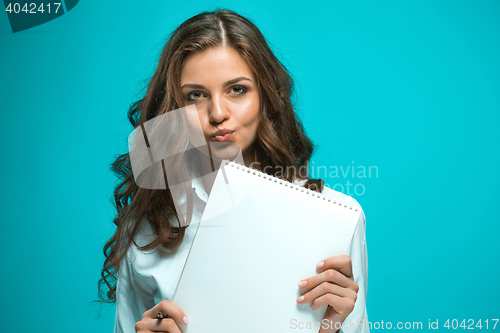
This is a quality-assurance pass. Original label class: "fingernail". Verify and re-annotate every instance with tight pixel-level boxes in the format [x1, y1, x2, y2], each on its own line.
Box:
[183, 316, 189, 324]
[316, 261, 324, 268]
[298, 280, 307, 288]
[310, 302, 315, 310]
[297, 295, 304, 303]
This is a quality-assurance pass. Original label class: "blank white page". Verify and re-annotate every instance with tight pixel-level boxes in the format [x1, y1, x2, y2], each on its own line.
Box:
[173, 160, 360, 332]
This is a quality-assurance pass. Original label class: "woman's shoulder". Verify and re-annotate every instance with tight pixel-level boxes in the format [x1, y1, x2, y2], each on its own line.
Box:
[321, 185, 367, 232]
[322, 184, 363, 213]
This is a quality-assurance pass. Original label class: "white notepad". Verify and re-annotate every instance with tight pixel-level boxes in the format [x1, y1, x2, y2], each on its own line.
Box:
[172, 160, 360, 332]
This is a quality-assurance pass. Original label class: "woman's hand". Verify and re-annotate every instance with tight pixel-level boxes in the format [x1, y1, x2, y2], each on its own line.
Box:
[296, 254, 359, 333]
[135, 300, 189, 333]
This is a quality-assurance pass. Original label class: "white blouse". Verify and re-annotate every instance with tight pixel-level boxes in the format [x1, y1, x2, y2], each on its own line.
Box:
[113, 175, 369, 333]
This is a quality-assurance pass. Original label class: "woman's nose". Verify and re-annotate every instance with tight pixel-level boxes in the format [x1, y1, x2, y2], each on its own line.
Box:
[208, 94, 230, 124]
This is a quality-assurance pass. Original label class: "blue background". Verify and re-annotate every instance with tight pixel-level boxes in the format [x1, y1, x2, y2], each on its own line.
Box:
[1, 0, 499, 332]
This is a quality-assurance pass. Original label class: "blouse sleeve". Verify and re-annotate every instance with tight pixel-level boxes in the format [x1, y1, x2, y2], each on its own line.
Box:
[114, 250, 156, 333]
[340, 205, 370, 333]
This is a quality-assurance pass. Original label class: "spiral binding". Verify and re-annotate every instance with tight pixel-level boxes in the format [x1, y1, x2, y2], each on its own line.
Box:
[225, 160, 358, 212]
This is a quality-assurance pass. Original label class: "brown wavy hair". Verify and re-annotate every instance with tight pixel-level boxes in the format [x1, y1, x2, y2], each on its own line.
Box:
[97, 8, 324, 304]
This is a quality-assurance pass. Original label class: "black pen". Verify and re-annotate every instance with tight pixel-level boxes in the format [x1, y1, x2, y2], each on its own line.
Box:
[157, 312, 169, 319]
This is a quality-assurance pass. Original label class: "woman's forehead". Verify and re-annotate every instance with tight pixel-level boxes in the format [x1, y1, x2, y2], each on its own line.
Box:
[180, 46, 255, 85]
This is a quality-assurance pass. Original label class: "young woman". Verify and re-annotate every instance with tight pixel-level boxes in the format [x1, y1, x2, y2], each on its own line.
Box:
[98, 9, 368, 333]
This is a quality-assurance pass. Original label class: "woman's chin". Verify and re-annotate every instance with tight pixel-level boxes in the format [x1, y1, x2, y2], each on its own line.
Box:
[209, 142, 243, 163]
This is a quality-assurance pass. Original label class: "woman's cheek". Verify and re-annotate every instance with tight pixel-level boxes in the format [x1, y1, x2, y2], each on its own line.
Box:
[237, 97, 260, 124]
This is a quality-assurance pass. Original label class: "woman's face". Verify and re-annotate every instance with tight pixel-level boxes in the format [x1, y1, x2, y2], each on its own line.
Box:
[180, 46, 261, 165]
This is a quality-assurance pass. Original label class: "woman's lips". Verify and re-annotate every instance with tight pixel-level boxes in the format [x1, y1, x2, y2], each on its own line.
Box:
[213, 132, 234, 142]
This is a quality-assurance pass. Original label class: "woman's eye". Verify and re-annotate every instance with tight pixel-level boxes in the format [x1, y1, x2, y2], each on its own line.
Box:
[230, 85, 247, 95]
[187, 91, 204, 101]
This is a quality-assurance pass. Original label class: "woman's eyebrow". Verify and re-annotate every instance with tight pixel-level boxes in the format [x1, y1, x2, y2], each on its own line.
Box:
[181, 76, 252, 89]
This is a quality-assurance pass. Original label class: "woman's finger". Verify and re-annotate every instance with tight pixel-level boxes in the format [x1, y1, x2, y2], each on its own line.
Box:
[296, 281, 356, 305]
[135, 316, 182, 333]
[298, 268, 358, 291]
[143, 300, 189, 326]
[310, 292, 355, 315]
[316, 255, 354, 279]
